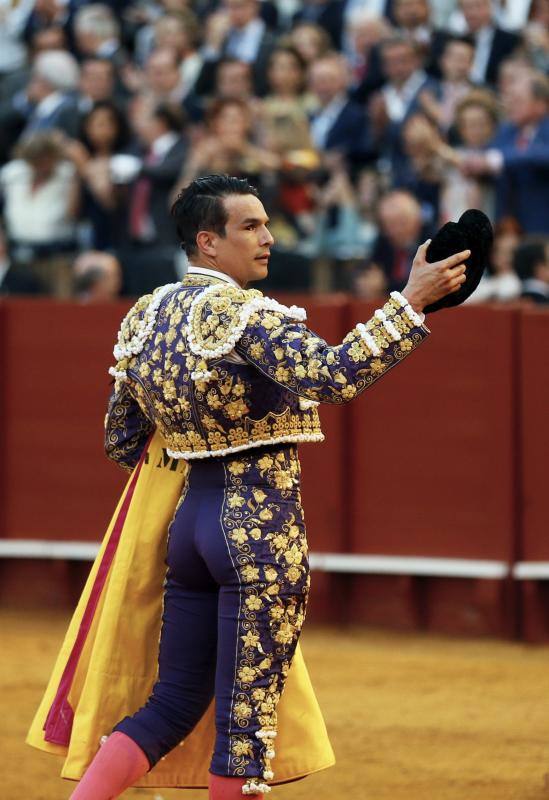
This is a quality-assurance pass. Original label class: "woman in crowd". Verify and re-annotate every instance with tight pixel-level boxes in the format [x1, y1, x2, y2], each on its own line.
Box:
[0, 130, 79, 297]
[436, 90, 500, 223]
[466, 218, 522, 303]
[178, 98, 280, 190]
[63, 101, 131, 250]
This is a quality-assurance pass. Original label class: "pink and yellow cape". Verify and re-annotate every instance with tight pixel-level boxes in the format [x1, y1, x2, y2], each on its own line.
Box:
[26, 431, 335, 788]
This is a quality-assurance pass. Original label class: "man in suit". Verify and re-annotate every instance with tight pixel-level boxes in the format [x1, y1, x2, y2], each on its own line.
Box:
[72, 3, 127, 70]
[372, 35, 438, 173]
[120, 103, 186, 293]
[459, 0, 520, 86]
[514, 240, 549, 305]
[460, 71, 549, 234]
[196, 0, 277, 97]
[20, 49, 81, 138]
[128, 104, 187, 247]
[308, 52, 375, 163]
[293, 0, 346, 50]
[357, 189, 429, 293]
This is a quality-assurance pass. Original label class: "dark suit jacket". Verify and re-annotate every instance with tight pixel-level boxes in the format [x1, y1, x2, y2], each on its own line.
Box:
[194, 29, 277, 98]
[483, 27, 521, 86]
[293, 1, 345, 49]
[24, 95, 81, 138]
[493, 116, 549, 235]
[367, 229, 431, 292]
[318, 99, 376, 164]
[125, 136, 187, 247]
[350, 47, 385, 104]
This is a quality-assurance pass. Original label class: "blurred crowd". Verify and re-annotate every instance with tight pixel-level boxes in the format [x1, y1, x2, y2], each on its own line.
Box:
[0, 0, 548, 304]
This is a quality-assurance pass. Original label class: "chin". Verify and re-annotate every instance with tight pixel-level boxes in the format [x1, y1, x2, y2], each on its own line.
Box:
[249, 263, 269, 282]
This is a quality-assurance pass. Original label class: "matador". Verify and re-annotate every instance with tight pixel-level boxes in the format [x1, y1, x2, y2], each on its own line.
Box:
[29, 174, 470, 800]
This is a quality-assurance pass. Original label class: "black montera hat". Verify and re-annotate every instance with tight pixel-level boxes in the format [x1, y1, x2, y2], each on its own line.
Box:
[423, 209, 493, 314]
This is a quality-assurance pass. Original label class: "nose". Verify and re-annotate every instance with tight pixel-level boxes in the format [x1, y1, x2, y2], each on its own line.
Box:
[260, 225, 274, 247]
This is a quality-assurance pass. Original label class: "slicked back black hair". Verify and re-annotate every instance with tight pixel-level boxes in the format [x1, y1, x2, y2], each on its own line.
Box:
[171, 174, 259, 257]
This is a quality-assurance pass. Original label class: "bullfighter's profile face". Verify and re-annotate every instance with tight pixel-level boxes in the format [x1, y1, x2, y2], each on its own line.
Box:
[203, 194, 275, 287]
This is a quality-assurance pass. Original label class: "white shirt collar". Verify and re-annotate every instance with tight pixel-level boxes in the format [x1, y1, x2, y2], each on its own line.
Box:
[151, 131, 179, 158]
[35, 91, 65, 118]
[187, 265, 241, 288]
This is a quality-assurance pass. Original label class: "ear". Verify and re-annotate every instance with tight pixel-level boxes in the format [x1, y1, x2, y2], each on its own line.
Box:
[196, 230, 218, 257]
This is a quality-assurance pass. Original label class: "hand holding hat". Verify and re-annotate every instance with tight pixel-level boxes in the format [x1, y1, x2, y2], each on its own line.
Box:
[402, 209, 493, 315]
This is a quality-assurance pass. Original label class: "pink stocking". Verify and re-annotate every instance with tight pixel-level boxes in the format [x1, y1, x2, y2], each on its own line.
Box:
[209, 773, 264, 799]
[69, 731, 150, 800]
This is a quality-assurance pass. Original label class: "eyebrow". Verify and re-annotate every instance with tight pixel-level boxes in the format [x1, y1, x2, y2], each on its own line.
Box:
[241, 217, 270, 226]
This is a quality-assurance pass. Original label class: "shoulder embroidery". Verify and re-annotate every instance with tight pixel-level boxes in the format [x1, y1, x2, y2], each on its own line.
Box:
[109, 282, 180, 383]
[187, 284, 307, 366]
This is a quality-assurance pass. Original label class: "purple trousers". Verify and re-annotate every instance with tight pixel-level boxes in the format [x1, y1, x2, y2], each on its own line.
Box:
[114, 444, 310, 789]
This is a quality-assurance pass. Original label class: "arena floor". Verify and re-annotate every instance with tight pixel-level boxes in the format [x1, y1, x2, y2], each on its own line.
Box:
[4, 608, 549, 800]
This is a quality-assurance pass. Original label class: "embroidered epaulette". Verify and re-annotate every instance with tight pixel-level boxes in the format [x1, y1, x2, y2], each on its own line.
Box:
[109, 282, 180, 384]
[187, 284, 306, 377]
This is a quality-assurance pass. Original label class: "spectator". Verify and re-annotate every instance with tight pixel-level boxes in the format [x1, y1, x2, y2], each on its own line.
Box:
[73, 250, 123, 301]
[185, 57, 258, 123]
[0, 0, 31, 87]
[134, 10, 202, 90]
[293, 0, 346, 50]
[308, 52, 374, 163]
[286, 21, 332, 66]
[73, 3, 126, 68]
[357, 189, 427, 292]
[310, 157, 381, 267]
[127, 103, 187, 249]
[179, 97, 279, 187]
[436, 88, 499, 222]
[0, 25, 67, 103]
[398, 112, 444, 224]
[0, 131, 79, 298]
[214, 57, 255, 103]
[78, 58, 117, 114]
[64, 101, 131, 249]
[522, 0, 549, 72]
[372, 35, 437, 175]
[23, 49, 80, 137]
[466, 218, 521, 302]
[461, 72, 549, 234]
[393, 0, 432, 49]
[345, 10, 390, 102]
[458, 0, 521, 86]
[196, 0, 277, 96]
[377, 35, 434, 128]
[515, 238, 549, 304]
[419, 35, 476, 132]
[261, 47, 315, 154]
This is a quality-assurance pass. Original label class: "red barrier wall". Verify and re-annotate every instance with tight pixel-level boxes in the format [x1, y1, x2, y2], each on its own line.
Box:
[345, 304, 519, 636]
[517, 311, 549, 642]
[347, 304, 518, 560]
[519, 310, 549, 561]
[1, 299, 129, 540]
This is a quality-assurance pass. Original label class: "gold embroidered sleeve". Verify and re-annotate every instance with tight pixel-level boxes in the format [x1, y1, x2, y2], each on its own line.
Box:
[104, 384, 154, 471]
[235, 292, 430, 404]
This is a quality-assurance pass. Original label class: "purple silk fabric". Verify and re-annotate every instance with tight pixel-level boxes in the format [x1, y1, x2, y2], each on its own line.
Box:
[114, 444, 310, 785]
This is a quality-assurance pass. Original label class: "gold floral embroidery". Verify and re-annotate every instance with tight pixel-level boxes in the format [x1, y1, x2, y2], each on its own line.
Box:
[220, 448, 309, 784]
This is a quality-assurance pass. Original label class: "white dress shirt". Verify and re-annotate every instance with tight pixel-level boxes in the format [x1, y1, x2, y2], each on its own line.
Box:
[310, 94, 347, 150]
[0, 159, 76, 243]
[382, 70, 427, 123]
[470, 26, 495, 84]
[186, 265, 240, 288]
[225, 18, 266, 63]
